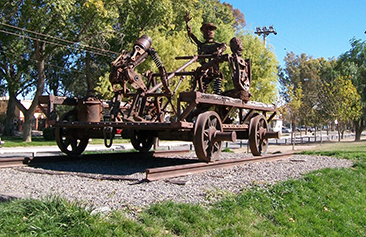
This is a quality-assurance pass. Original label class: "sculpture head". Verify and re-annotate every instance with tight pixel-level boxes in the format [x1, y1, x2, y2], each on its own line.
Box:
[200, 22, 217, 42]
[230, 37, 244, 56]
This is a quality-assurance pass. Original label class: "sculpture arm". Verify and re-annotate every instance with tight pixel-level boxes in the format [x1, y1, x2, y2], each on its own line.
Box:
[184, 11, 202, 47]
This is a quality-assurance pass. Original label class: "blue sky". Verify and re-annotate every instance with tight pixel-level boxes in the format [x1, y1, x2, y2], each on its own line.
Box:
[225, 0, 366, 66]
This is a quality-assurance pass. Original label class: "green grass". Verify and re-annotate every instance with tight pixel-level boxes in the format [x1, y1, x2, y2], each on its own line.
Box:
[0, 136, 129, 148]
[0, 136, 57, 147]
[0, 196, 151, 236]
[221, 147, 234, 153]
[1, 140, 366, 236]
[302, 140, 366, 160]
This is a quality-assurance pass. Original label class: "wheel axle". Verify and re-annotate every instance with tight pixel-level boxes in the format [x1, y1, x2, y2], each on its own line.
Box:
[263, 131, 281, 139]
[212, 131, 237, 143]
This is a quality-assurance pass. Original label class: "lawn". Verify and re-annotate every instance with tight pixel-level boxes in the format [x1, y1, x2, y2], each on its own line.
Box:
[0, 140, 365, 236]
[0, 135, 129, 148]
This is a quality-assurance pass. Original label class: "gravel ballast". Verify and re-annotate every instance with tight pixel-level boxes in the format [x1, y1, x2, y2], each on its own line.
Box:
[0, 152, 353, 210]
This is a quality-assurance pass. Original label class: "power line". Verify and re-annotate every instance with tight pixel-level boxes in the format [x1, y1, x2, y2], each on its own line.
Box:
[0, 22, 119, 55]
[0, 28, 114, 58]
[0, 22, 119, 57]
[276, 35, 307, 53]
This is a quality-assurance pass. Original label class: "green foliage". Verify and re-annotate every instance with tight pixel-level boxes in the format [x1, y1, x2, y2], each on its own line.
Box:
[240, 33, 278, 103]
[339, 38, 366, 102]
[279, 49, 365, 134]
[0, 1, 35, 98]
[283, 82, 303, 124]
[94, 73, 115, 99]
[279, 53, 324, 127]
[319, 76, 362, 125]
[338, 38, 366, 139]
[140, 29, 196, 94]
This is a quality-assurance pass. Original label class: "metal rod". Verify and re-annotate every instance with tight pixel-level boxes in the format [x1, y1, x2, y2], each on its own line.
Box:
[212, 131, 237, 142]
[264, 131, 281, 139]
[147, 56, 198, 94]
[146, 152, 294, 181]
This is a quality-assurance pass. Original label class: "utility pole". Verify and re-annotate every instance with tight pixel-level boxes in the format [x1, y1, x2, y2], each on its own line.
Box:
[255, 26, 277, 46]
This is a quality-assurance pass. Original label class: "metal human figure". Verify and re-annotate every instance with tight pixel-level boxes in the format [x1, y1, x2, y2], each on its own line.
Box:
[109, 35, 171, 95]
[224, 36, 252, 102]
[184, 11, 226, 94]
[109, 35, 171, 122]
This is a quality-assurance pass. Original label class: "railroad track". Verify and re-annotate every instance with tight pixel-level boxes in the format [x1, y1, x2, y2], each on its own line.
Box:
[0, 150, 293, 181]
[146, 152, 294, 181]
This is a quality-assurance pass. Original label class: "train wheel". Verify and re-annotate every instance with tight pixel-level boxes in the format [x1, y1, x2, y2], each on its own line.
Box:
[193, 111, 223, 162]
[55, 110, 89, 157]
[249, 114, 268, 156]
[130, 130, 155, 152]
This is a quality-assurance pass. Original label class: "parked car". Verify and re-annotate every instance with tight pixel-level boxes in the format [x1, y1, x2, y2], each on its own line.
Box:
[296, 126, 314, 132]
[282, 126, 291, 133]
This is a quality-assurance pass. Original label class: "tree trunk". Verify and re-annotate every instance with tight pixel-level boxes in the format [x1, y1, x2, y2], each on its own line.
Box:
[291, 119, 295, 150]
[16, 40, 46, 142]
[22, 112, 33, 142]
[86, 52, 94, 96]
[341, 130, 344, 139]
[319, 127, 322, 144]
[3, 95, 17, 136]
[354, 118, 364, 141]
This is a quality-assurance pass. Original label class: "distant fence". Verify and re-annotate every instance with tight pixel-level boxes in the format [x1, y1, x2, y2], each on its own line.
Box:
[189, 133, 359, 151]
[279, 133, 355, 145]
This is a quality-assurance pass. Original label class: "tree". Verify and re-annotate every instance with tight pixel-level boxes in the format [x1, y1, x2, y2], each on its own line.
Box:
[42, 0, 121, 97]
[285, 83, 303, 143]
[279, 53, 323, 132]
[0, 1, 35, 136]
[338, 38, 366, 141]
[240, 33, 278, 103]
[223, 2, 246, 31]
[0, 0, 120, 141]
[318, 76, 362, 141]
[0, 0, 81, 141]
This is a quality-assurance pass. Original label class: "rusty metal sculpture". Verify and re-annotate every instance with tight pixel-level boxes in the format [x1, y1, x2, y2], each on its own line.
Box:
[184, 11, 227, 95]
[225, 36, 252, 102]
[42, 13, 279, 161]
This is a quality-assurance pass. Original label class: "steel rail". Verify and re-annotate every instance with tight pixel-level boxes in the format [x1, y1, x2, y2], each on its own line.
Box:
[0, 157, 27, 168]
[145, 152, 294, 181]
